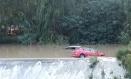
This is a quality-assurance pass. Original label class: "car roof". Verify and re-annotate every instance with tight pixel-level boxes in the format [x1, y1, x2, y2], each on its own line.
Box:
[65, 46, 81, 49]
[67, 46, 81, 48]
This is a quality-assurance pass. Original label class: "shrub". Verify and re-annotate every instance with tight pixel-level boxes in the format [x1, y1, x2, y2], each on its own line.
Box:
[125, 54, 131, 74]
[128, 41, 131, 52]
[17, 33, 37, 45]
[116, 48, 128, 60]
[117, 47, 131, 78]
[0, 36, 19, 44]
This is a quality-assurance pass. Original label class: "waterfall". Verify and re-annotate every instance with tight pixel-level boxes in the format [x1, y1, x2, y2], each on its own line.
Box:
[0, 58, 126, 79]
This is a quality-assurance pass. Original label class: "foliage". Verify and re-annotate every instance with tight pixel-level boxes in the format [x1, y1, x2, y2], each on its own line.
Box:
[0, 0, 130, 44]
[125, 54, 131, 74]
[119, 24, 131, 44]
[58, 0, 126, 44]
[128, 41, 131, 49]
[117, 43, 131, 78]
[17, 33, 37, 45]
[116, 48, 128, 60]
[123, 54, 131, 79]
[0, 36, 18, 44]
[119, 32, 130, 44]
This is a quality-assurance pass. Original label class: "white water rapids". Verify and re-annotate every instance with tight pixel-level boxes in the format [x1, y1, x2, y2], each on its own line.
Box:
[0, 57, 126, 79]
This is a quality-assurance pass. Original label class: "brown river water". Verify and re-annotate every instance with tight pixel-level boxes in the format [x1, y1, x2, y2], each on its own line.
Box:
[0, 44, 126, 58]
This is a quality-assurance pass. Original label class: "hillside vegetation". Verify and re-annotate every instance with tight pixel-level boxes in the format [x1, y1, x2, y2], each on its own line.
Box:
[0, 0, 131, 44]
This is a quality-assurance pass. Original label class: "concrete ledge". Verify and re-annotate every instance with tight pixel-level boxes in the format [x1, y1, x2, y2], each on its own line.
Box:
[0, 57, 117, 62]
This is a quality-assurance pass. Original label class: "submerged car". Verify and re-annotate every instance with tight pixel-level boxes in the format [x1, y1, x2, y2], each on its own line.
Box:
[72, 47, 105, 58]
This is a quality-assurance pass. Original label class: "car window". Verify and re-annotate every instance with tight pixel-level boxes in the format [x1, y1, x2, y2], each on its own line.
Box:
[84, 48, 95, 51]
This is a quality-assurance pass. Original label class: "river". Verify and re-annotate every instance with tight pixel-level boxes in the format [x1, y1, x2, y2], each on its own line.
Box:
[0, 44, 126, 58]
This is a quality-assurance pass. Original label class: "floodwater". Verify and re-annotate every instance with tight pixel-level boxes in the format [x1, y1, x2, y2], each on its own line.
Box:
[0, 45, 127, 79]
[0, 44, 126, 58]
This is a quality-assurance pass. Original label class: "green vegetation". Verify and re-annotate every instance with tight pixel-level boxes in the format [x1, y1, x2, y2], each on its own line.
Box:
[117, 43, 131, 78]
[0, 0, 130, 45]
[125, 54, 131, 73]
[116, 48, 128, 60]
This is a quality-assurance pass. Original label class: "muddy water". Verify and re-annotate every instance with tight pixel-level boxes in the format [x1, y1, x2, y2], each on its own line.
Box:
[0, 44, 126, 58]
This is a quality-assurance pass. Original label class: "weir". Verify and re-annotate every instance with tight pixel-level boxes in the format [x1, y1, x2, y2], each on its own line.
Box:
[0, 57, 126, 79]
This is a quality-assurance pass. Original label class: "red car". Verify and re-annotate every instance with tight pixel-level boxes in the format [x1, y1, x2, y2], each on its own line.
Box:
[72, 48, 105, 58]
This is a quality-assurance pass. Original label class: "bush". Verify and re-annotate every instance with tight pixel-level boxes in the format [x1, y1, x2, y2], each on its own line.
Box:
[57, 0, 126, 44]
[17, 33, 37, 45]
[116, 48, 128, 60]
[117, 46, 131, 78]
[128, 41, 131, 51]
[0, 36, 19, 44]
[125, 54, 131, 74]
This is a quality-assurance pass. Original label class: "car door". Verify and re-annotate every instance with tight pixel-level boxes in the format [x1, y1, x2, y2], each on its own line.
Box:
[90, 50, 96, 56]
[88, 49, 98, 56]
[85, 49, 93, 56]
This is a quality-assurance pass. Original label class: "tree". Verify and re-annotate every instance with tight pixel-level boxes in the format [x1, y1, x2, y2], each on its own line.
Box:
[58, 0, 126, 44]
